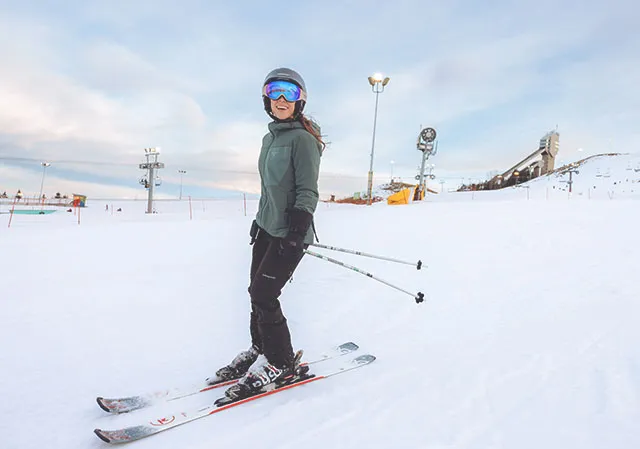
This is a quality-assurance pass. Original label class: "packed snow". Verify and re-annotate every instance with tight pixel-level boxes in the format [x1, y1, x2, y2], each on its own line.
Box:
[1, 154, 639, 449]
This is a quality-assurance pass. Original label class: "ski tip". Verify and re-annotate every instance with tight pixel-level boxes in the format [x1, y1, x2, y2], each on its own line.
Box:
[353, 354, 376, 364]
[94, 428, 111, 443]
[340, 342, 359, 351]
[96, 397, 111, 413]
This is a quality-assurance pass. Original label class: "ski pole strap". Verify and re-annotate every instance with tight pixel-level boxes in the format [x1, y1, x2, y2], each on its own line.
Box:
[311, 219, 320, 243]
[304, 249, 425, 304]
[309, 243, 423, 270]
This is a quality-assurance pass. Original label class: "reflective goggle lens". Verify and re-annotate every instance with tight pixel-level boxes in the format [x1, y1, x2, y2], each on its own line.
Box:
[264, 80, 303, 102]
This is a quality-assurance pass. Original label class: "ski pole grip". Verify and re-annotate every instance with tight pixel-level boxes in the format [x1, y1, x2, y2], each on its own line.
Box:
[417, 260, 422, 270]
[415, 292, 425, 304]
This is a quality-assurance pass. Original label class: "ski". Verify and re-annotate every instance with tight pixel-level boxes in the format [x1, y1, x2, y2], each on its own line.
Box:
[96, 341, 359, 414]
[94, 354, 375, 444]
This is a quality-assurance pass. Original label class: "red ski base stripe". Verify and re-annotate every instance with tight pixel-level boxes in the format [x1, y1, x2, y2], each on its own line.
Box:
[210, 375, 325, 414]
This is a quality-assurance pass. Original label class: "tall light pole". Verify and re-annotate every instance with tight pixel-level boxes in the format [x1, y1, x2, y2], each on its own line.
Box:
[390, 160, 395, 182]
[366, 73, 390, 205]
[178, 169, 187, 200]
[39, 162, 51, 206]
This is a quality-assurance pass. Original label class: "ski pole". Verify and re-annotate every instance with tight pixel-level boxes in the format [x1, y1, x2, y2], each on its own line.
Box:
[304, 249, 425, 304]
[309, 243, 423, 270]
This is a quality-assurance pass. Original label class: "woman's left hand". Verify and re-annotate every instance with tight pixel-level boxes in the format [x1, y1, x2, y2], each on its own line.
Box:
[278, 233, 305, 257]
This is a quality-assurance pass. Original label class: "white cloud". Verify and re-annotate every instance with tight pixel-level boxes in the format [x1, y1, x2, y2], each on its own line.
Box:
[0, 165, 146, 199]
[0, 0, 639, 199]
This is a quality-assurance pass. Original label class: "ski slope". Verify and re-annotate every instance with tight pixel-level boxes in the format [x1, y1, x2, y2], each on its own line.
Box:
[1, 160, 639, 449]
[523, 153, 640, 199]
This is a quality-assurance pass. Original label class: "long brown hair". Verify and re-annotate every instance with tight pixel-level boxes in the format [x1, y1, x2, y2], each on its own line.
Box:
[299, 114, 326, 151]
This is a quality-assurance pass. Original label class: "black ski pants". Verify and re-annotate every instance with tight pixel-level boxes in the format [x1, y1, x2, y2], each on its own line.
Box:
[248, 228, 305, 369]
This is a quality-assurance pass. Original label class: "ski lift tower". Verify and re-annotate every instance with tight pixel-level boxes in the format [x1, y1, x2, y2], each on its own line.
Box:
[139, 147, 165, 214]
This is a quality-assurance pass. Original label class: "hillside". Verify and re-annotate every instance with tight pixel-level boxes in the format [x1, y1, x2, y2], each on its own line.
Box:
[1, 185, 639, 448]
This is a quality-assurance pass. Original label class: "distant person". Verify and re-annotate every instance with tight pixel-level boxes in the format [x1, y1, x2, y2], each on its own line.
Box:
[208, 67, 324, 400]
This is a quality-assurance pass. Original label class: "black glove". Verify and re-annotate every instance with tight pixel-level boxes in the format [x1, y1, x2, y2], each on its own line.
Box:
[278, 209, 313, 257]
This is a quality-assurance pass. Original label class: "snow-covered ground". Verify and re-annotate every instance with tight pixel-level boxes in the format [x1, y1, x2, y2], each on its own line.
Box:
[1, 154, 639, 449]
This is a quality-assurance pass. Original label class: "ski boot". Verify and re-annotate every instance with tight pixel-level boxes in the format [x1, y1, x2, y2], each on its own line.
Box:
[205, 345, 260, 386]
[217, 350, 309, 404]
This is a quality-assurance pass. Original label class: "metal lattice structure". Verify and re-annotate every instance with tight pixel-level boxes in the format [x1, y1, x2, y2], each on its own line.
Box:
[139, 148, 165, 214]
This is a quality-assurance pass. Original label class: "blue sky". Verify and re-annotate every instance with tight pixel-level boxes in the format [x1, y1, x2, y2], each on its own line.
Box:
[0, 0, 638, 199]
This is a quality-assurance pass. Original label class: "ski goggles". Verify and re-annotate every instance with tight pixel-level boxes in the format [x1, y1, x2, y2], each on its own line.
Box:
[263, 80, 307, 102]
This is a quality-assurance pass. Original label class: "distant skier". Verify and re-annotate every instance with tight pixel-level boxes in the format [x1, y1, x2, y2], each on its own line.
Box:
[208, 68, 325, 400]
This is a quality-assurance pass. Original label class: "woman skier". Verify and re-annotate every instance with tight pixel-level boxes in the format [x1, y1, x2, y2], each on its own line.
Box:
[208, 67, 325, 400]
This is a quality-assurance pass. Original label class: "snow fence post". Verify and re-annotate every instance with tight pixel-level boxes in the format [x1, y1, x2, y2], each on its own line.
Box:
[7, 196, 17, 228]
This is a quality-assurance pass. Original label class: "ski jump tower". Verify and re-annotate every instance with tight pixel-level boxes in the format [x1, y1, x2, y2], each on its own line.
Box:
[539, 130, 560, 174]
[493, 130, 560, 185]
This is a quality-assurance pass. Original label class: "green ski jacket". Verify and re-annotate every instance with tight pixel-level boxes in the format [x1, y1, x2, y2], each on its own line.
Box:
[255, 120, 323, 244]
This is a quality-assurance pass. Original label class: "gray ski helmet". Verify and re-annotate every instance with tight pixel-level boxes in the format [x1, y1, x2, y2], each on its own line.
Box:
[262, 67, 307, 120]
